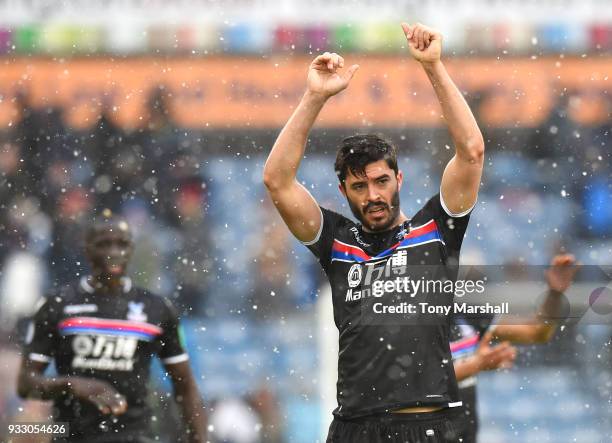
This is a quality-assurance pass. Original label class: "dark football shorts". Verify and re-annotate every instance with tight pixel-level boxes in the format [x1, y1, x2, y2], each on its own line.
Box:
[451, 404, 478, 443]
[326, 408, 464, 443]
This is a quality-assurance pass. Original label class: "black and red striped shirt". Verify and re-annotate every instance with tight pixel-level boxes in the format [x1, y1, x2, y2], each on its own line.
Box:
[305, 193, 472, 418]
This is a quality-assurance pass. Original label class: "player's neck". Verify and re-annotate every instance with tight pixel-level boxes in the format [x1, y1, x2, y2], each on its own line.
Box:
[89, 275, 124, 295]
[396, 211, 409, 225]
[362, 211, 408, 233]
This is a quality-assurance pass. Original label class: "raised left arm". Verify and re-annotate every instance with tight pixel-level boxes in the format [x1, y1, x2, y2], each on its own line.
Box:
[402, 23, 484, 214]
[165, 361, 208, 443]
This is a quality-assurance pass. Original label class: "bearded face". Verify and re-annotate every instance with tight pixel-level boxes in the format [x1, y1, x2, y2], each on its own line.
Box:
[341, 160, 403, 232]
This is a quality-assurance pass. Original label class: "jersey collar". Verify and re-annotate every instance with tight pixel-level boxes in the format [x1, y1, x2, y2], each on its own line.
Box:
[80, 276, 132, 294]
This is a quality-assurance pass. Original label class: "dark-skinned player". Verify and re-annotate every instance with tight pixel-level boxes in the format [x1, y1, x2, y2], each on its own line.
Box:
[17, 211, 207, 443]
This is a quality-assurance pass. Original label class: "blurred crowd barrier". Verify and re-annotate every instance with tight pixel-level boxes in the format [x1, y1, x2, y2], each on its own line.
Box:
[0, 57, 610, 129]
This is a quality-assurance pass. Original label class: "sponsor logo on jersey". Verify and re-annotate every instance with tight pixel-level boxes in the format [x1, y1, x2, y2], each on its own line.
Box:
[64, 304, 98, 315]
[396, 226, 410, 240]
[347, 264, 363, 288]
[127, 302, 147, 322]
[349, 227, 371, 248]
[71, 335, 138, 371]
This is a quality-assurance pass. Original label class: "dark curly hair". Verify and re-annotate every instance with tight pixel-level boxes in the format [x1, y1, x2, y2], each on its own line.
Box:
[334, 134, 398, 185]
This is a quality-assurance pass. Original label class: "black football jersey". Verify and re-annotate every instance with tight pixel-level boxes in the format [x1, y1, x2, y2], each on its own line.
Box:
[305, 193, 472, 418]
[450, 313, 495, 437]
[23, 277, 189, 442]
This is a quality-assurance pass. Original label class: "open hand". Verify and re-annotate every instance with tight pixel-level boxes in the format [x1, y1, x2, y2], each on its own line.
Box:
[476, 330, 517, 372]
[546, 254, 578, 293]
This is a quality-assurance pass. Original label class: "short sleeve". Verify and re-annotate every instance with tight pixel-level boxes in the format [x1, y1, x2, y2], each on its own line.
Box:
[156, 298, 189, 365]
[472, 314, 495, 337]
[23, 297, 59, 364]
[419, 193, 473, 254]
[451, 311, 496, 339]
[302, 207, 343, 273]
[483, 314, 502, 335]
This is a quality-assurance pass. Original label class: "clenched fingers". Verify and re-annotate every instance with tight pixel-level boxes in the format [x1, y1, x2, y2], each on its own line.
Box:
[92, 392, 127, 415]
[314, 52, 344, 72]
[401, 22, 438, 50]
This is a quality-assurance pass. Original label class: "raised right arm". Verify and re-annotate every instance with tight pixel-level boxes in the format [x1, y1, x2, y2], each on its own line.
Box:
[263, 52, 359, 242]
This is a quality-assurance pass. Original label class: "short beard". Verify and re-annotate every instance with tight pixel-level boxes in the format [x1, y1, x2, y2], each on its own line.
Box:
[348, 190, 401, 232]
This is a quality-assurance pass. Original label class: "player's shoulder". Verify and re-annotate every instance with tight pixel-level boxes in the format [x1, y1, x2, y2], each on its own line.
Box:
[451, 313, 494, 338]
[43, 281, 84, 306]
[321, 206, 357, 231]
[319, 206, 365, 249]
[31, 282, 82, 318]
[410, 193, 443, 225]
[128, 284, 163, 303]
[128, 285, 175, 311]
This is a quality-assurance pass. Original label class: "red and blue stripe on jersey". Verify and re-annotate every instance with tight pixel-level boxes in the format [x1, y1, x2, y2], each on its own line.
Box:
[331, 219, 443, 263]
[450, 334, 480, 359]
[59, 317, 163, 342]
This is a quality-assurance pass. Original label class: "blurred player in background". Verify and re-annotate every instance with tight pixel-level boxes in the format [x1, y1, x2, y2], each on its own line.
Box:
[264, 22, 484, 442]
[17, 211, 207, 443]
[451, 253, 578, 442]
